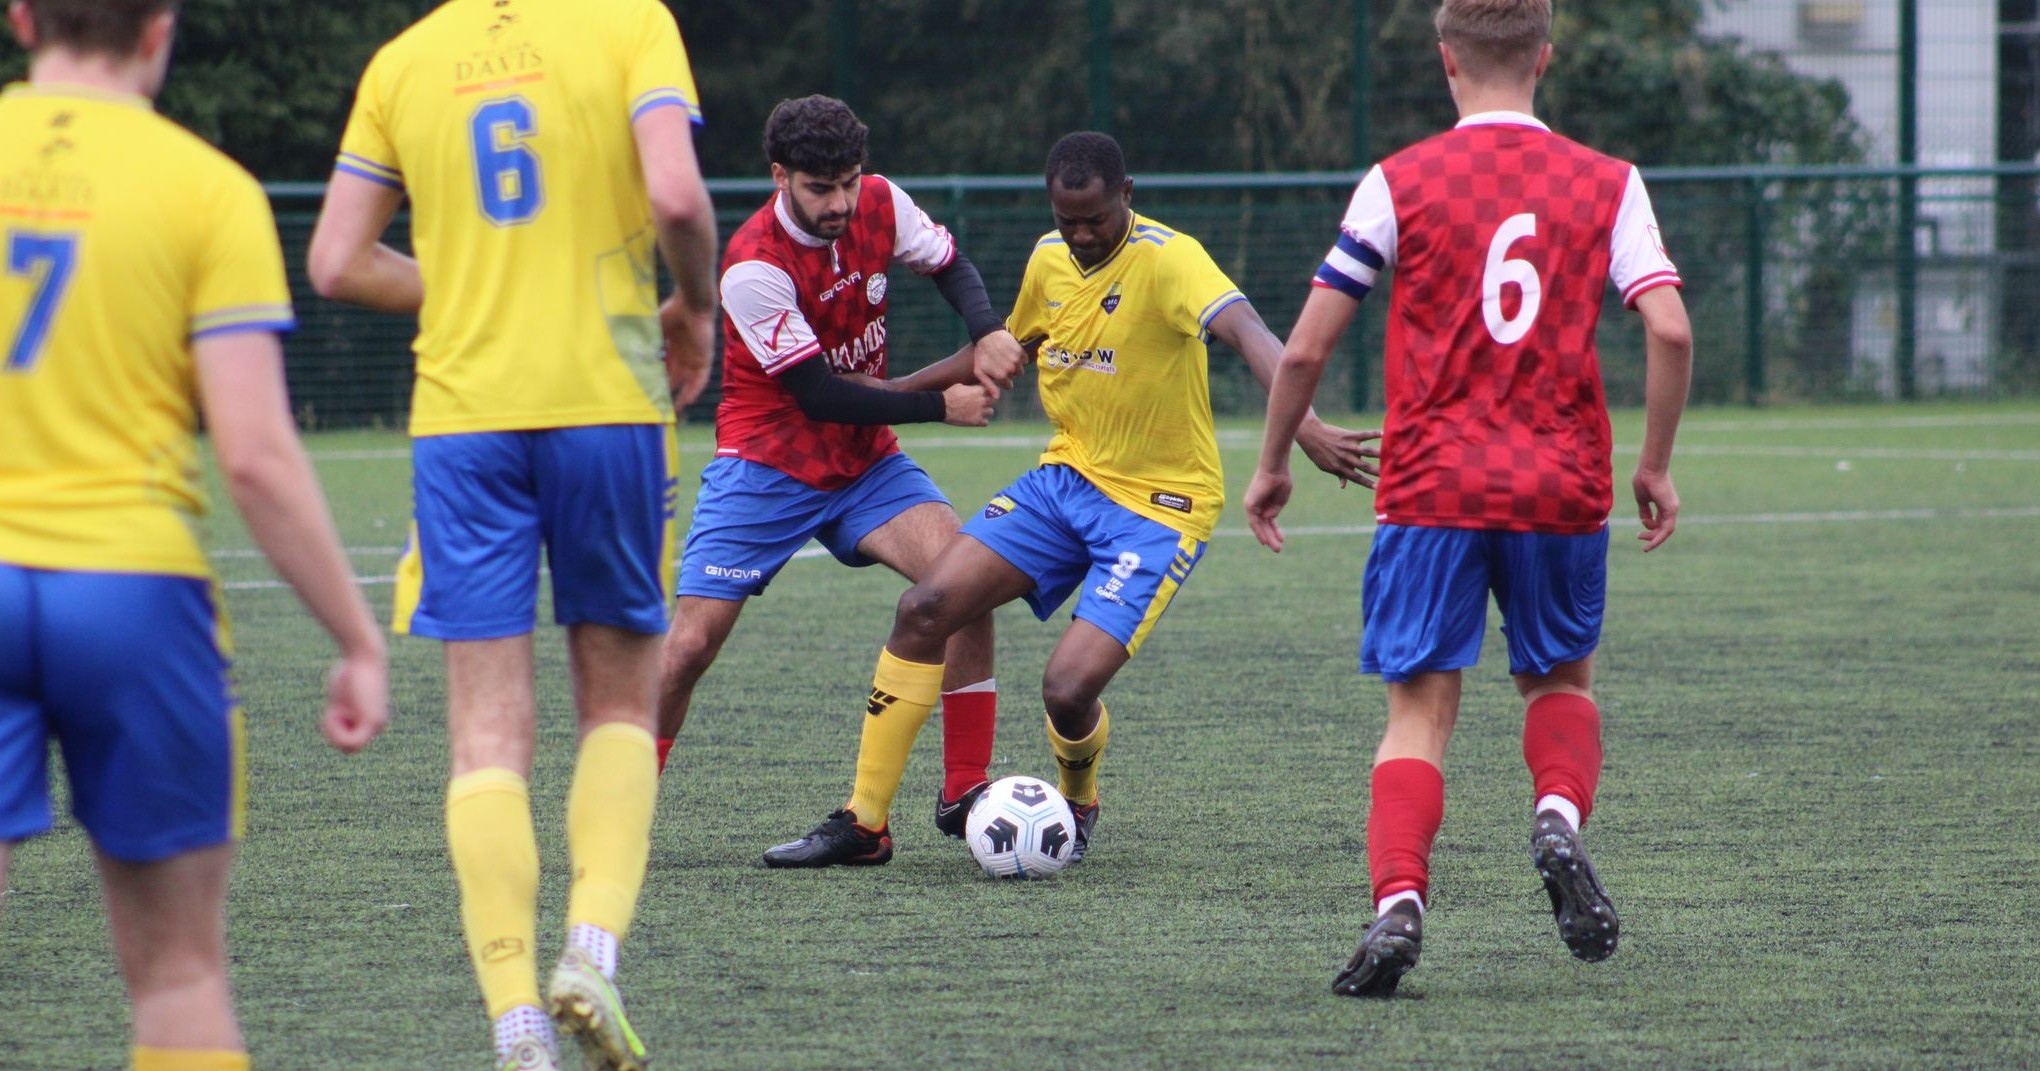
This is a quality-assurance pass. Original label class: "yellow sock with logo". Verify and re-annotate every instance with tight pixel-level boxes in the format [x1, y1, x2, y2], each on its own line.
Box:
[1049, 702, 1110, 806]
[446, 768, 541, 1019]
[565, 723, 657, 946]
[132, 1048, 248, 1071]
[845, 648, 944, 827]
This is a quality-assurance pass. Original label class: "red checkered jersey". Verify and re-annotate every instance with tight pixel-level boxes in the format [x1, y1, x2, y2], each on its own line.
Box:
[1313, 113, 1682, 533]
[716, 174, 957, 489]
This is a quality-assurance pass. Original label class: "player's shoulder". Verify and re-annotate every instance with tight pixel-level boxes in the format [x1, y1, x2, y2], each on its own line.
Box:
[135, 110, 268, 205]
[723, 199, 786, 259]
[1025, 230, 1070, 269]
[1538, 127, 1635, 175]
[1130, 215, 1201, 253]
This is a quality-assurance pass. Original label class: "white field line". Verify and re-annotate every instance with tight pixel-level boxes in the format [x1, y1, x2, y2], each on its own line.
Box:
[315, 437, 2034, 462]
[309, 412, 2040, 464]
[214, 504, 2040, 591]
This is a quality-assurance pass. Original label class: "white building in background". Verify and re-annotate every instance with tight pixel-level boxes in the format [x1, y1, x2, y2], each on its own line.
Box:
[1700, 0, 2000, 393]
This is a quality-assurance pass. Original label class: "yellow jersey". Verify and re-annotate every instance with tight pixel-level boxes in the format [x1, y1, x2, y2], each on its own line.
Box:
[1007, 214, 1244, 539]
[336, 0, 703, 436]
[0, 84, 294, 577]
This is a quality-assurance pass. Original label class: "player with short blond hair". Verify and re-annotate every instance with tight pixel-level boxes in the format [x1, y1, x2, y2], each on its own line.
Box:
[0, 2, 389, 1068]
[1246, 0, 1693, 997]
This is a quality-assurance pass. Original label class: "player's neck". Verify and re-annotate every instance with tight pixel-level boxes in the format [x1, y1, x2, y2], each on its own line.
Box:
[29, 49, 158, 101]
[1450, 81, 1538, 122]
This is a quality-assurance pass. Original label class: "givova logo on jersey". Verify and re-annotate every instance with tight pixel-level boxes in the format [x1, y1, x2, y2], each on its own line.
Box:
[1092, 550, 1141, 605]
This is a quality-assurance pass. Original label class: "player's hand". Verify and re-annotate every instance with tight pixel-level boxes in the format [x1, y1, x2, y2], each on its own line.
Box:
[660, 295, 715, 409]
[1297, 418, 1381, 489]
[1244, 470, 1294, 552]
[972, 329, 1027, 393]
[941, 383, 995, 427]
[1632, 466, 1680, 552]
[320, 645, 389, 754]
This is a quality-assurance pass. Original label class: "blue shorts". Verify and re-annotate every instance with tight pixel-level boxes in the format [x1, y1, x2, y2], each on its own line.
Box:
[0, 565, 242, 862]
[677, 453, 948, 599]
[1360, 524, 1608, 682]
[960, 466, 1205, 656]
[395, 424, 678, 640]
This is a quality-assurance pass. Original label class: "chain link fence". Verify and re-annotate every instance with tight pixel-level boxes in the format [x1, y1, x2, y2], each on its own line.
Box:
[269, 163, 2040, 429]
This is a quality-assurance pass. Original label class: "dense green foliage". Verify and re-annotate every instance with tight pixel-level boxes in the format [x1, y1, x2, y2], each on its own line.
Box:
[4, 403, 2038, 1068]
[0, 0, 1864, 180]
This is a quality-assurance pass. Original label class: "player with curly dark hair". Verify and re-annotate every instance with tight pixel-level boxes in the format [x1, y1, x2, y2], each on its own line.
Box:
[763, 93, 869, 184]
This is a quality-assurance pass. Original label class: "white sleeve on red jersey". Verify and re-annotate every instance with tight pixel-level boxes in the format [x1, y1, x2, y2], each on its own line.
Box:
[1610, 166, 1682, 307]
[720, 260, 821, 376]
[1313, 165, 1398, 301]
[886, 178, 957, 276]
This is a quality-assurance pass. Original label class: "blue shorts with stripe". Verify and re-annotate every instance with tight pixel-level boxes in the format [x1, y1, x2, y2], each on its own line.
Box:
[0, 565, 241, 862]
[396, 424, 678, 640]
[1360, 524, 1608, 682]
[960, 466, 1205, 656]
[677, 452, 947, 599]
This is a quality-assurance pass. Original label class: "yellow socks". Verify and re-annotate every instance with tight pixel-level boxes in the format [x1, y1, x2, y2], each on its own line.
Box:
[132, 1049, 248, 1071]
[845, 648, 944, 827]
[565, 723, 657, 942]
[446, 768, 541, 1019]
[1049, 703, 1110, 805]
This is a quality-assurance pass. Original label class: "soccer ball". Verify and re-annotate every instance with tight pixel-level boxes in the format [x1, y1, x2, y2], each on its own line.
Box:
[964, 775, 1077, 879]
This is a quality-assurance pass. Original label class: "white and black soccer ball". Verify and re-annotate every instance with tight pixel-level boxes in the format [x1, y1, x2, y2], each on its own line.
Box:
[964, 775, 1077, 879]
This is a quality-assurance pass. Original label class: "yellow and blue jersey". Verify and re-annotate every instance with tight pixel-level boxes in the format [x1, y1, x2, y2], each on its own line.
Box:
[1007, 213, 1244, 539]
[0, 83, 294, 577]
[336, 0, 704, 436]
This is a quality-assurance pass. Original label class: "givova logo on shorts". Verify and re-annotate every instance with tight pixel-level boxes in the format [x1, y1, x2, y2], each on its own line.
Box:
[704, 564, 764, 580]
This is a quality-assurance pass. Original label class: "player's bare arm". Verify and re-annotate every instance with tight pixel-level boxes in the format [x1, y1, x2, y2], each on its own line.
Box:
[1243, 286, 1370, 552]
[1209, 297, 1381, 491]
[1632, 284, 1692, 552]
[634, 104, 719, 406]
[194, 332, 389, 754]
[305, 172, 423, 315]
[883, 343, 982, 393]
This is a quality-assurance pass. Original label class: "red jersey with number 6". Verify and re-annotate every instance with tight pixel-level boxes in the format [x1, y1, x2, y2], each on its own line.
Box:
[1312, 113, 1681, 533]
[715, 174, 957, 489]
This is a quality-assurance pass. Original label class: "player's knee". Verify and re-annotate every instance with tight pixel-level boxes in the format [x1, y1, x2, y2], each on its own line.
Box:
[893, 583, 958, 645]
[1040, 676, 1100, 726]
[660, 621, 723, 682]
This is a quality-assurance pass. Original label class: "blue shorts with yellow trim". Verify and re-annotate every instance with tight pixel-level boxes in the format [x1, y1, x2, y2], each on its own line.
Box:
[396, 424, 679, 640]
[1360, 524, 1608, 682]
[677, 452, 947, 600]
[960, 465, 1205, 656]
[0, 564, 242, 862]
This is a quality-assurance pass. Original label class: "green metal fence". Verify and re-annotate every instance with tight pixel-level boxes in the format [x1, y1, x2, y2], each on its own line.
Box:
[268, 163, 2040, 429]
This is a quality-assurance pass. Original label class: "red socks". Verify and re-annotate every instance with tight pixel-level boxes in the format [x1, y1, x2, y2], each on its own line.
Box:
[939, 685, 997, 799]
[655, 736, 675, 774]
[1522, 692, 1602, 826]
[1367, 758, 1445, 902]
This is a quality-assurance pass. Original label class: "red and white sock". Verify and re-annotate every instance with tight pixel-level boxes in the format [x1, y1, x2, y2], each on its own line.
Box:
[940, 679, 997, 799]
[1367, 757, 1445, 909]
[1522, 692, 1602, 828]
